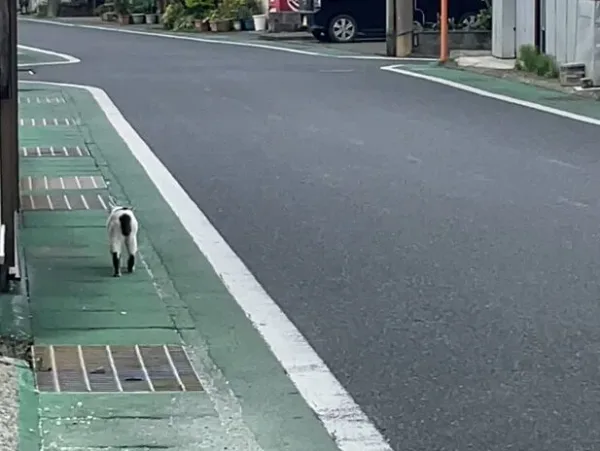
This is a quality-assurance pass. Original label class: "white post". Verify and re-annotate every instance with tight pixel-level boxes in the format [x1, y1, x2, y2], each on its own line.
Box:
[492, 0, 517, 58]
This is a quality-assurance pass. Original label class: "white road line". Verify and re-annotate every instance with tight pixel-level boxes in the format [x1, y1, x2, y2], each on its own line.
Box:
[26, 79, 394, 451]
[380, 64, 600, 127]
[163, 345, 186, 391]
[77, 345, 92, 392]
[17, 44, 80, 67]
[105, 346, 123, 392]
[49, 346, 61, 392]
[19, 18, 434, 62]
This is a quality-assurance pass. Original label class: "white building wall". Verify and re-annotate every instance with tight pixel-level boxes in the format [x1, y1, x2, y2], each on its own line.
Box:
[492, 0, 516, 58]
[545, 0, 579, 64]
[515, 0, 535, 49]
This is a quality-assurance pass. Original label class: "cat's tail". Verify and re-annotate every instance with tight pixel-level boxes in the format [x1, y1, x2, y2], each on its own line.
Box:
[119, 214, 132, 237]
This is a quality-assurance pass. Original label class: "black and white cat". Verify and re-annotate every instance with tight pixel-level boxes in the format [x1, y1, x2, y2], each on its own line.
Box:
[106, 205, 139, 277]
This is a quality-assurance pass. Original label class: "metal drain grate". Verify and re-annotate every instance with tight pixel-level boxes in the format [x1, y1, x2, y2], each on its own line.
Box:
[21, 193, 109, 210]
[20, 176, 106, 191]
[18, 96, 65, 104]
[20, 146, 90, 157]
[19, 118, 80, 127]
[32, 345, 203, 393]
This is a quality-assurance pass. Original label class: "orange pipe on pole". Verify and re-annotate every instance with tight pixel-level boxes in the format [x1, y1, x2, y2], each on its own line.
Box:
[440, 0, 448, 62]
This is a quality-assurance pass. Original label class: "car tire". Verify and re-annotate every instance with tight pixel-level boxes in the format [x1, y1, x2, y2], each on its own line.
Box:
[328, 14, 357, 43]
[312, 30, 330, 42]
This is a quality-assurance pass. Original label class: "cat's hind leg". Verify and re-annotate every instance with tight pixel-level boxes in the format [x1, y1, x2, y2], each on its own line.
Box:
[111, 252, 121, 277]
[125, 235, 137, 273]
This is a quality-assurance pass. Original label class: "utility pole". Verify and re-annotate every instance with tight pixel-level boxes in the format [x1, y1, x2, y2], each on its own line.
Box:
[439, 0, 448, 62]
[395, 0, 412, 57]
[385, 0, 396, 56]
[0, 0, 18, 291]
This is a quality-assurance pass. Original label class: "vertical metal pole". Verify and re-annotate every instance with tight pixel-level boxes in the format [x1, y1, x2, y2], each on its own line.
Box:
[386, 0, 396, 56]
[439, 0, 448, 62]
[0, 0, 18, 289]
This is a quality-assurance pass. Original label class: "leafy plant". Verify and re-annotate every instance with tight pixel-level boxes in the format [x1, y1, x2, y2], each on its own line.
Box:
[184, 0, 213, 18]
[173, 13, 195, 29]
[114, 0, 130, 15]
[516, 44, 559, 78]
[162, 1, 185, 28]
[143, 0, 156, 14]
[131, 0, 148, 14]
[231, 0, 255, 19]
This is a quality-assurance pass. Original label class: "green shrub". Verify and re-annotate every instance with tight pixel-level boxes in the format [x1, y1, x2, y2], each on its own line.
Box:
[184, 0, 213, 18]
[173, 13, 195, 30]
[516, 44, 558, 78]
[162, 2, 185, 29]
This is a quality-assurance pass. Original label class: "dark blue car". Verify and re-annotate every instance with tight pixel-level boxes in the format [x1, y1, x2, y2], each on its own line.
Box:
[308, 0, 486, 43]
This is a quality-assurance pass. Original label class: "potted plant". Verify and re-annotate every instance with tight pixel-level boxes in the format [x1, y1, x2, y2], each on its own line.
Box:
[130, 0, 146, 24]
[144, 0, 158, 23]
[185, 0, 212, 31]
[161, 2, 185, 29]
[252, 9, 265, 31]
[231, 0, 246, 30]
[240, 0, 258, 30]
[194, 16, 210, 31]
[115, 0, 131, 25]
[208, 7, 232, 32]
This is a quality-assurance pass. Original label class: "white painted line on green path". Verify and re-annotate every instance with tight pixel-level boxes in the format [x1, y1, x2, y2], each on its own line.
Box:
[380, 63, 600, 127]
[20, 17, 435, 62]
[17, 44, 80, 67]
[22, 78, 394, 451]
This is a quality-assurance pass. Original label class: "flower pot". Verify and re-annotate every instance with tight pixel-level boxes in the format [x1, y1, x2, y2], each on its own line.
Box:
[145, 13, 158, 24]
[243, 18, 254, 30]
[252, 14, 265, 31]
[209, 19, 232, 32]
[232, 19, 242, 31]
[131, 13, 145, 24]
[118, 14, 130, 25]
[194, 18, 209, 31]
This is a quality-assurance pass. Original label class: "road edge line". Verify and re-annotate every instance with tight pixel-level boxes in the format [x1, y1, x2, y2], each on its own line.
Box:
[19, 17, 435, 62]
[17, 44, 80, 67]
[20, 79, 393, 451]
[380, 64, 600, 127]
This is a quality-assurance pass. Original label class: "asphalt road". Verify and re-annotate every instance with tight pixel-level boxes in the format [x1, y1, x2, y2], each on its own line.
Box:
[19, 21, 600, 451]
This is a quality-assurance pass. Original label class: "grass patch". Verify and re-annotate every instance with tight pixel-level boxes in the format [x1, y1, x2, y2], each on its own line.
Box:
[515, 44, 559, 78]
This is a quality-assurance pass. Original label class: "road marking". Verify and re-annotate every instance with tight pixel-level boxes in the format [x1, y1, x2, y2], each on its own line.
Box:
[319, 69, 355, 73]
[19, 17, 433, 62]
[24, 78, 395, 451]
[17, 44, 80, 67]
[380, 64, 600, 127]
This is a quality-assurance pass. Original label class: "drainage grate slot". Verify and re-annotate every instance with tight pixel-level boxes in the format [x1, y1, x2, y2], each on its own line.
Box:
[21, 193, 109, 211]
[19, 118, 79, 127]
[166, 345, 204, 392]
[19, 96, 65, 104]
[32, 345, 203, 393]
[20, 176, 106, 191]
[83, 346, 119, 392]
[20, 146, 90, 157]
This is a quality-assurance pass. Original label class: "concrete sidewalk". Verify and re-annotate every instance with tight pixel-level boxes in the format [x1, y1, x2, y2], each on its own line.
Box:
[17, 82, 342, 450]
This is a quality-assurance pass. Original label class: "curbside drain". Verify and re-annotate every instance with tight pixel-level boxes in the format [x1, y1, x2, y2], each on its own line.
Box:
[21, 193, 109, 211]
[20, 146, 90, 157]
[18, 96, 65, 104]
[20, 176, 106, 192]
[19, 118, 80, 127]
[32, 345, 203, 393]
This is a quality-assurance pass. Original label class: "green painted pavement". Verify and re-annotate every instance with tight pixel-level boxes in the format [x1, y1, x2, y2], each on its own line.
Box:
[398, 64, 600, 119]
[18, 361, 40, 451]
[17, 47, 65, 66]
[18, 82, 341, 450]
